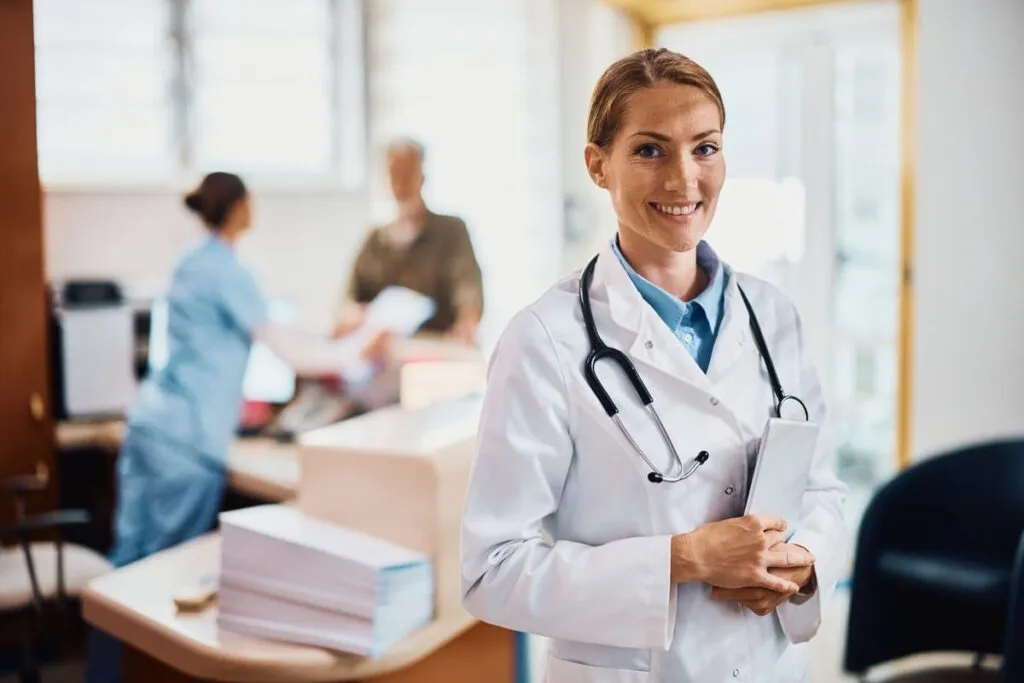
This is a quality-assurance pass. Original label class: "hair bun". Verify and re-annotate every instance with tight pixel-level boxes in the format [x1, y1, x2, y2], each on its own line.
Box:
[183, 172, 247, 230]
[184, 192, 203, 213]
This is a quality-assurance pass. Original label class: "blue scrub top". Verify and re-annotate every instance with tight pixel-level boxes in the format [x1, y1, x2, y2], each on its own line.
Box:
[129, 235, 268, 462]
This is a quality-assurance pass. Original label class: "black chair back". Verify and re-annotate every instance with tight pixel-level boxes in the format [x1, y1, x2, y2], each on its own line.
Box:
[845, 438, 1024, 679]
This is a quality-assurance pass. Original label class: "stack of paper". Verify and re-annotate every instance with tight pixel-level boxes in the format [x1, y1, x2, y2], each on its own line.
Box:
[216, 505, 434, 658]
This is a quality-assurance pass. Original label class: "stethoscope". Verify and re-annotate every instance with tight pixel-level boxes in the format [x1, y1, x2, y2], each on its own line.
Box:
[579, 254, 809, 484]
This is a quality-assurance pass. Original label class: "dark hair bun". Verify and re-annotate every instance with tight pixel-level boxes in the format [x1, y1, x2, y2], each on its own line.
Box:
[183, 172, 247, 230]
[184, 192, 204, 213]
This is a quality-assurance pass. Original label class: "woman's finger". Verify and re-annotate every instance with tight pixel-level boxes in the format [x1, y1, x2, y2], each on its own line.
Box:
[756, 570, 799, 594]
[764, 546, 814, 568]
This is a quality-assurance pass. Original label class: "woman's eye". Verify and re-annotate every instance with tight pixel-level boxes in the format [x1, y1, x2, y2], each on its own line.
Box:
[695, 143, 719, 157]
[635, 144, 662, 158]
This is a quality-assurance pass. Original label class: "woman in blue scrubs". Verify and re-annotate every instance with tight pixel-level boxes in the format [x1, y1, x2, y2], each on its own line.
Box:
[85, 172, 386, 683]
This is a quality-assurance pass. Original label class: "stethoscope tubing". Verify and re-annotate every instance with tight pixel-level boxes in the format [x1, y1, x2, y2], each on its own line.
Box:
[578, 254, 808, 483]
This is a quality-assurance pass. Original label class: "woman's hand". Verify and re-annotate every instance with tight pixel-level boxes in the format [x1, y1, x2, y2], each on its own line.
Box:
[331, 304, 366, 339]
[448, 306, 481, 345]
[359, 330, 394, 364]
[670, 515, 814, 594]
[710, 546, 816, 616]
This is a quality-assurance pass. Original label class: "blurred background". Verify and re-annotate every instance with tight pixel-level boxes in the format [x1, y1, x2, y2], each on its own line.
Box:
[1, 0, 1022, 681]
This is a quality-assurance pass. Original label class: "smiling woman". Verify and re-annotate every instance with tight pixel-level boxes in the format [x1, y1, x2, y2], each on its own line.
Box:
[584, 52, 728, 299]
[460, 47, 847, 683]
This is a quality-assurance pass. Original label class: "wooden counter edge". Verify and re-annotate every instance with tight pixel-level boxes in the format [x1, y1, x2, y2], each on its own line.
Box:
[225, 465, 297, 503]
[82, 583, 480, 682]
[56, 419, 125, 451]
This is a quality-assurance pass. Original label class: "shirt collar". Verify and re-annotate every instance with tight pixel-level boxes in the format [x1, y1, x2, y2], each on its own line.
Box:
[610, 236, 726, 333]
[207, 233, 234, 251]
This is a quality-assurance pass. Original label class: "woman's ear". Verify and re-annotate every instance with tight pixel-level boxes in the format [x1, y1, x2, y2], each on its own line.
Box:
[584, 143, 609, 189]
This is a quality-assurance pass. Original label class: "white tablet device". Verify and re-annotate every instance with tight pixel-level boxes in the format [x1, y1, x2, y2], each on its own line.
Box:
[744, 418, 821, 539]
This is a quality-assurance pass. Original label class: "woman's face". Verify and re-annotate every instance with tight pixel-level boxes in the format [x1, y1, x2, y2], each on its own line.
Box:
[230, 195, 253, 233]
[585, 81, 725, 255]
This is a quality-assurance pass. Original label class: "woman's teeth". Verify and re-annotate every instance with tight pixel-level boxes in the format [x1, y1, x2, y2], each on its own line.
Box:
[653, 203, 699, 216]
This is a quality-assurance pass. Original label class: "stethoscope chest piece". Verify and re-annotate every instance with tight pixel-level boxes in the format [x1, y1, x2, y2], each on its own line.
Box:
[646, 450, 709, 484]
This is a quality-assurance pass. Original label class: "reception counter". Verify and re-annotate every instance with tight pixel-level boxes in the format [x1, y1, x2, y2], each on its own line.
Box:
[82, 535, 512, 683]
[55, 345, 486, 504]
[56, 419, 301, 503]
[80, 394, 517, 683]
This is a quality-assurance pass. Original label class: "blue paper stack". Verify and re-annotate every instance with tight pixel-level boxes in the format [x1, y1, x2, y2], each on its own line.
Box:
[216, 504, 434, 658]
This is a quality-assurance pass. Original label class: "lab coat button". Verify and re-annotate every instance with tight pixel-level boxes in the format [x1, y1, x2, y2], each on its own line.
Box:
[725, 486, 734, 495]
[710, 397, 720, 406]
[733, 670, 740, 678]
[644, 340, 654, 349]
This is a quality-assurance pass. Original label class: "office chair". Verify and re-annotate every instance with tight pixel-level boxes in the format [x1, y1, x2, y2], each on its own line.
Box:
[0, 474, 112, 683]
[843, 438, 1024, 682]
[1002, 530, 1024, 682]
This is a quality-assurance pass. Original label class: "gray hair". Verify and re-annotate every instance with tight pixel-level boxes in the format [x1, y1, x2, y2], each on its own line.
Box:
[386, 137, 425, 164]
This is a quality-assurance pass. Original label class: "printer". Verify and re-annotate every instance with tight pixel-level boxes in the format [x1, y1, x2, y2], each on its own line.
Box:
[49, 279, 138, 421]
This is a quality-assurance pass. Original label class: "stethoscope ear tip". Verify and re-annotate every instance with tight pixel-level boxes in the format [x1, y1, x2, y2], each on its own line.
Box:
[647, 472, 663, 484]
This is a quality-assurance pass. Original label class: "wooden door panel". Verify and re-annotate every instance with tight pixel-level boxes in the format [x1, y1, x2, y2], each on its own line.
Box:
[0, 0, 57, 521]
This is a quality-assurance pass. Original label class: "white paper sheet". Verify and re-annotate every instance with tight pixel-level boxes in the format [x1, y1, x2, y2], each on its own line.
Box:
[339, 287, 436, 386]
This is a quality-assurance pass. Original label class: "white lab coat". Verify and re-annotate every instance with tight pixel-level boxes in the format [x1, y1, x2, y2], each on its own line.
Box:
[461, 242, 848, 683]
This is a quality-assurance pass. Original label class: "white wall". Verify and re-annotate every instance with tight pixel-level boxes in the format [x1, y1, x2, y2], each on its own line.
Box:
[911, 0, 1024, 457]
[45, 190, 369, 330]
[556, 0, 633, 274]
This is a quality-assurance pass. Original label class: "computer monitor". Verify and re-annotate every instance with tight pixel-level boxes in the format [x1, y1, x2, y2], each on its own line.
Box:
[147, 297, 298, 404]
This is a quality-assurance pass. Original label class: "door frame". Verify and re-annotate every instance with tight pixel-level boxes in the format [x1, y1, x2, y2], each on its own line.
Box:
[603, 0, 917, 471]
[0, 0, 58, 517]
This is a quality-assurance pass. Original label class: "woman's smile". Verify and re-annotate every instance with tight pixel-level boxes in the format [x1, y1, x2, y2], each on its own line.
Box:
[649, 201, 703, 223]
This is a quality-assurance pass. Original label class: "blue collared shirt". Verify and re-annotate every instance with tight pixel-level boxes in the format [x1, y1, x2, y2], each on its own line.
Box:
[611, 238, 727, 373]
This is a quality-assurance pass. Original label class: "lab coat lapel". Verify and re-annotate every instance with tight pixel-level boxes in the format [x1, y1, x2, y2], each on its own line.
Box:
[706, 272, 749, 379]
[706, 274, 768, 438]
[592, 243, 709, 391]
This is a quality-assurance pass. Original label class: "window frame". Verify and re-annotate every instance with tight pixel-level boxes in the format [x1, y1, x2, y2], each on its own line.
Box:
[35, 0, 367, 192]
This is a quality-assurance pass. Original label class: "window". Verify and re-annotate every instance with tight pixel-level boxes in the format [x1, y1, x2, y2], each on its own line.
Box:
[189, 0, 334, 174]
[34, 0, 176, 184]
[658, 1, 903, 530]
[34, 0, 365, 188]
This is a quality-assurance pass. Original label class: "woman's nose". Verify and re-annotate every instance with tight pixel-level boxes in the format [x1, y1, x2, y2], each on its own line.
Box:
[664, 155, 698, 192]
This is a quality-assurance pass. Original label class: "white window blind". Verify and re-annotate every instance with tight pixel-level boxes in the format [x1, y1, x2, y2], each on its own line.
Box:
[34, 0, 177, 183]
[34, 0, 365, 188]
[189, 0, 335, 175]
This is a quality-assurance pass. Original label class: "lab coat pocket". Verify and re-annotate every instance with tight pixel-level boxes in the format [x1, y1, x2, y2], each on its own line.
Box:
[545, 653, 651, 683]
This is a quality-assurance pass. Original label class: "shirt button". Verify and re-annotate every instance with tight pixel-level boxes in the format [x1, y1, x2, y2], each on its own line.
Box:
[725, 486, 734, 495]
[683, 333, 694, 343]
